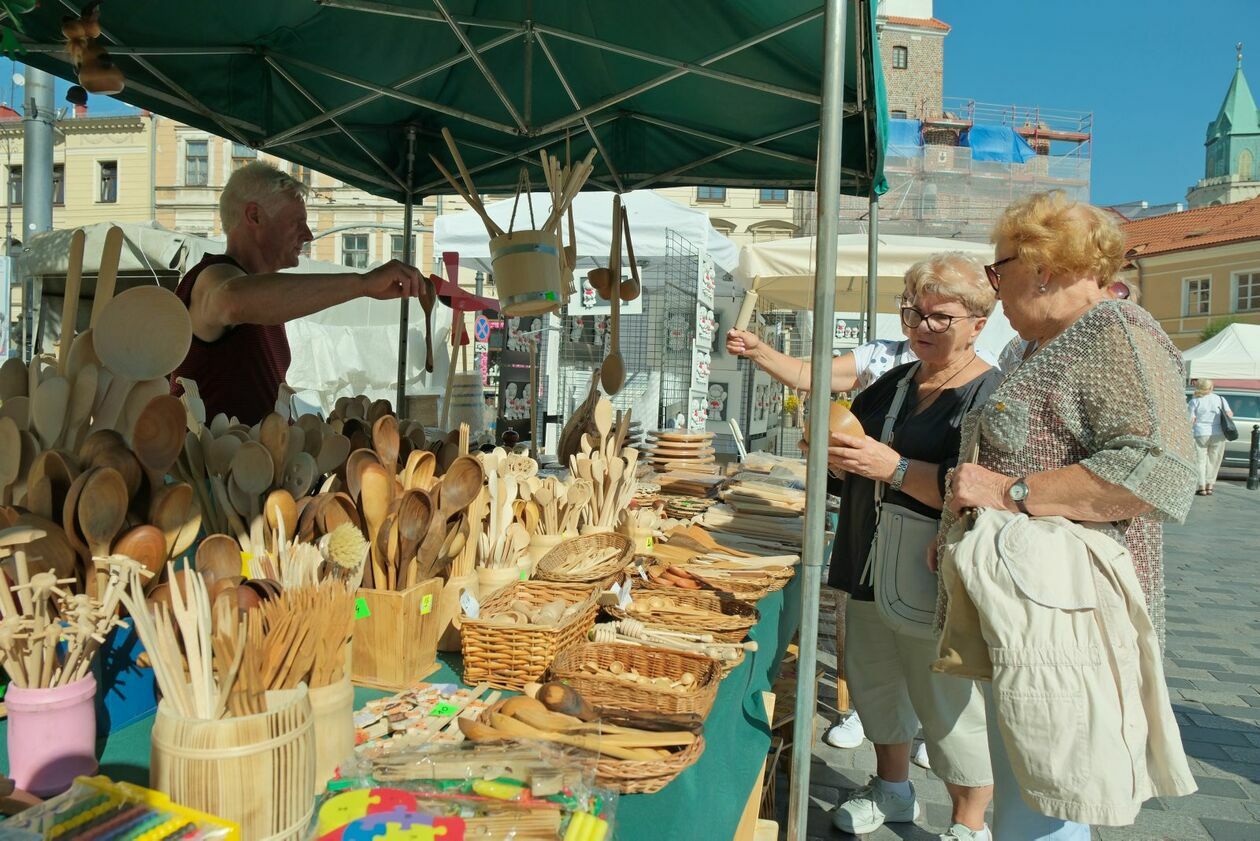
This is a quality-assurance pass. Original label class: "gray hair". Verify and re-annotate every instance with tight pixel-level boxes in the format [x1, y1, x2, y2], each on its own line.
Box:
[903, 251, 996, 317]
[219, 160, 310, 232]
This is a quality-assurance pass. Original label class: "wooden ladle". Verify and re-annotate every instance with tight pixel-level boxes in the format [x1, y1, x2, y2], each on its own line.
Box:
[600, 197, 625, 395]
[396, 488, 433, 588]
[419, 274, 436, 374]
[196, 533, 243, 585]
[113, 524, 167, 584]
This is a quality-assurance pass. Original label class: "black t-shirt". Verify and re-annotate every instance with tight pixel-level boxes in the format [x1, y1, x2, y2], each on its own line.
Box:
[827, 362, 1002, 599]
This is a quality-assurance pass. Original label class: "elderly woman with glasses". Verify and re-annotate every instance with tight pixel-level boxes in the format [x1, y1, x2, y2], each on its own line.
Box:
[816, 252, 1000, 841]
[944, 191, 1196, 839]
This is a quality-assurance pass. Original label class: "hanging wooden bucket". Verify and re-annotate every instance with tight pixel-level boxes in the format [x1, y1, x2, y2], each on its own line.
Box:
[309, 676, 355, 795]
[150, 686, 315, 841]
[490, 229, 564, 316]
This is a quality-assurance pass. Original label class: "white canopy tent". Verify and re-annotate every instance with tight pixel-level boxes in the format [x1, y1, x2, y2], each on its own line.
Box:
[734, 233, 1020, 362]
[433, 189, 738, 273]
[23, 221, 452, 415]
[1182, 323, 1260, 381]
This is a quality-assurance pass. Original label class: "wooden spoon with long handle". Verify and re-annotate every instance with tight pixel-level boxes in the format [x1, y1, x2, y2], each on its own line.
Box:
[57, 228, 86, 376]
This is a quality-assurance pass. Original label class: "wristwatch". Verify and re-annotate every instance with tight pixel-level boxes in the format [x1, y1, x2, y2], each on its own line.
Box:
[1008, 477, 1030, 514]
[889, 456, 910, 491]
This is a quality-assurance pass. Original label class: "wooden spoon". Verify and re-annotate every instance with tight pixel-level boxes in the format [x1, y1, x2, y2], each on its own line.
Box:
[30, 375, 71, 450]
[258, 413, 289, 488]
[77, 466, 128, 596]
[196, 534, 243, 585]
[113, 524, 167, 583]
[0, 356, 26, 401]
[264, 489, 298, 546]
[396, 488, 433, 588]
[60, 363, 98, 452]
[120, 377, 171, 443]
[90, 286, 192, 433]
[418, 274, 436, 373]
[372, 414, 400, 470]
[359, 462, 393, 585]
[205, 434, 242, 478]
[345, 447, 381, 503]
[150, 482, 194, 558]
[316, 432, 351, 476]
[132, 394, 186, 486]
[282, 451, 317, 498]
[600, 199, 626, 395]
[404, 450, 437, 491]
[0, 395, 29, 431]
[0, 417, 20, 506]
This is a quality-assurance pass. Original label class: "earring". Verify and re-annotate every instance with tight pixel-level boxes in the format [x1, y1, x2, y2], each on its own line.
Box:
[1038, 283, 1048, 294]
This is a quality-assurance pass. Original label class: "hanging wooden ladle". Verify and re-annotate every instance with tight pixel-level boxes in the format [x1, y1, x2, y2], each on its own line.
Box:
[620, 206, 642, 302]
[419, 274, 437, 374]
[600, 196, 626, 395]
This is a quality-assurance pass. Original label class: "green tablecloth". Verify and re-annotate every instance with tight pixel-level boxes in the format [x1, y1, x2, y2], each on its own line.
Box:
[0, 575, 801, 840]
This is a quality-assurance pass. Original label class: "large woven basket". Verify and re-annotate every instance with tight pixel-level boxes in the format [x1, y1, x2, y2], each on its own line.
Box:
[596, 735, 706, 794]
[535, 532, 633, 585]
[550, 642, 721, 718]
[461, 582, 599, 690]
[609, 589, 758, 643]
[682, 566, 794, 601]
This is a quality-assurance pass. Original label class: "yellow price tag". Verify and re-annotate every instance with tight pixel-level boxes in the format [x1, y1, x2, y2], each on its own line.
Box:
[420, 594, 434, 615]
[240, 552, 252, 578]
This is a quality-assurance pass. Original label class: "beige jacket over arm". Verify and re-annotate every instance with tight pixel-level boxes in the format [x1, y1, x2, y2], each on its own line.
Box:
[934, 508, 1195, 826]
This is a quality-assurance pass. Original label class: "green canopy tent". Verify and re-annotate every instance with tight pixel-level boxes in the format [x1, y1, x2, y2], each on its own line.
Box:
[13, 2, 887, 835]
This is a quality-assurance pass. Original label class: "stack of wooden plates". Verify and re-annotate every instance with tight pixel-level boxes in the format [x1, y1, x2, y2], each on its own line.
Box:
[645, 431, 718, 474]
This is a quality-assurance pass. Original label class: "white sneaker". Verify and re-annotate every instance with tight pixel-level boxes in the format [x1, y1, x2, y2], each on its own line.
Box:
[831, 777, 920, 834]
[822, 712, 865, 749]
[912, 739, 931, 770]
[940, 823, 992, 840]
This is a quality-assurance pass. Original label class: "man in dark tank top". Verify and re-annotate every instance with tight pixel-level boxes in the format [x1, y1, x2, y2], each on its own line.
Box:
[170, 161, 426, 425]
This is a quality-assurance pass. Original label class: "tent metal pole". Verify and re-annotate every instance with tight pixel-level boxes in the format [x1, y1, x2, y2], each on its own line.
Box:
[397, 128, 417, 416]
[865, 194, 879, 342]
[787, 0, 846, 837]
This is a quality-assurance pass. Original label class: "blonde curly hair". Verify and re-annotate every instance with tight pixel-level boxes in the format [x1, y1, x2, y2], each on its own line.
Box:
[992, 190, 1125, 287]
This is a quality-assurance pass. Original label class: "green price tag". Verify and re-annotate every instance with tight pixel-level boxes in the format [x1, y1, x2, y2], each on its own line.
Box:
[429, 702, 460, 717]
[354, 597, 371, 620]
[420, 594, 434, 615]
[0, 683, 6, 701]
[519, 568, 528, 580]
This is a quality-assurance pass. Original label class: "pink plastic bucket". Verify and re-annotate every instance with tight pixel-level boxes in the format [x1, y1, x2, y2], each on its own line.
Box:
[7, 674, 99, 796]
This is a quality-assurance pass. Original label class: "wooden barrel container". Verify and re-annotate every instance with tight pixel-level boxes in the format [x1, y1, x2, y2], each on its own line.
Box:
[150, 686, 315, 840]
[489, 229, 565, 316]
[309, 676, 354, 795]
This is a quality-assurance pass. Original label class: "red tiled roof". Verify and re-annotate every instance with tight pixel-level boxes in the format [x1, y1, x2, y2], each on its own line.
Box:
[1122, 197, 1260, 259]
[882, 16, 951, 32]
[0, 105, 20, 122]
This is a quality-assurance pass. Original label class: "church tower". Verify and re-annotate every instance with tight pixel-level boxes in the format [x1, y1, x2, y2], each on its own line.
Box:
[1188, 44, 1260, 207]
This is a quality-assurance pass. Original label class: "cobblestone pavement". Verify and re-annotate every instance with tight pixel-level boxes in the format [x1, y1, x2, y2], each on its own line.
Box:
[784, 476, 1260, 840]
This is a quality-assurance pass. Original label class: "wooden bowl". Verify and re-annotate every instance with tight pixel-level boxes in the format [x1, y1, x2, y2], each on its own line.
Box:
[802, 402, 864, 445]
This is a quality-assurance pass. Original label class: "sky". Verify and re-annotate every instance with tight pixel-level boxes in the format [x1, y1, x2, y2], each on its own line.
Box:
[939, 0, 1260, 207]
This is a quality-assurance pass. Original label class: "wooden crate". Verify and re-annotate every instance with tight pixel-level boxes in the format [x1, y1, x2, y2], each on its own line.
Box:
[350, 578, 444, 691]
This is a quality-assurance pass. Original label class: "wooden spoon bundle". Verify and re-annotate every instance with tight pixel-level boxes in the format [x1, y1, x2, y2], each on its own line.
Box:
[566, 400, 638, 531]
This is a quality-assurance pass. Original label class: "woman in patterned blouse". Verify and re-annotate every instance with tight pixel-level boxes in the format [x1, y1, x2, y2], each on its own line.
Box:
[945, 191, 1197, 840]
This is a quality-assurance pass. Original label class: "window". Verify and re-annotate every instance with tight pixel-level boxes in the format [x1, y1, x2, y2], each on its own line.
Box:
[759, 188, 788, 204]
[891, 109, 908, 119]
[1236, 272, 1260, 311]
[52, 164, 64, 206]
[696, 186, 726, 203]
[185, 139, 208, 186]
[1241, 149, 1255, 182]
[231, 142, 256, 170]
[99, 161, 117, 203]
[748, 222, 797, 243]
[290, 163, 312, 186]
[1185, 277, 1211, 315]
[391, 234, 416, 263]
[892, 46, 909, 69]
[342, 234, 369, 268]
[7, 164, 21, 206]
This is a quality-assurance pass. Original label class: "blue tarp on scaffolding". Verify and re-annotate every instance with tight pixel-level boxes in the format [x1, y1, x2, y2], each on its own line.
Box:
[888, 118, 924, 158]
[962, 124, 1038, 163]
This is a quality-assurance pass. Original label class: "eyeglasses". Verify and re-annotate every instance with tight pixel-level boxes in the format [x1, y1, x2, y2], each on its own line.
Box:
[984, 256, 1017, 292]
[900, 305, 977, 333]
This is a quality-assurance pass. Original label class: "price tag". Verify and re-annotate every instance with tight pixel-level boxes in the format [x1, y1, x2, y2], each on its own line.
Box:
[354, 597, 371, 620]
[420, 594, 434, 615]
[519, 568, 528, 581]
[240, 552, 252, 578]
[429, 702, 460, 717]
[460, 590, 480, 619]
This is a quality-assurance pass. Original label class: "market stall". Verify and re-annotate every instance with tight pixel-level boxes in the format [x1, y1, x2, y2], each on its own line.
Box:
[0, 0, 887, 837]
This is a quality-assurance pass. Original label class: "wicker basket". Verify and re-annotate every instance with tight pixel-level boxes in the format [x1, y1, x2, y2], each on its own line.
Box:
[461, 582, 599, 690]
[550, 642, 721, 717]
[596, 735, 706, 794]
[609, 589, 759, 643]
[684, 567, 793, 601]
[535, 532, 633, 585]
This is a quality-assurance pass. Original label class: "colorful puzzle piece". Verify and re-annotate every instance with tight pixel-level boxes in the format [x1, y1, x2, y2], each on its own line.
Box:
[337, 811, 465, 841]
[318, 788, 421, 836]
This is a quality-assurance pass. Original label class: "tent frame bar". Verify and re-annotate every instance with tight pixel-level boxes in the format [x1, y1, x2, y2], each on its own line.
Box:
[533, 9, 824, 136]
[271, 51, 520, 135]
[533, 31, 625, 193]
[532, 22, 821, 106]
[432, 0, 528, 133]
[264, 56, 408, 191]
[630, 114, 818, 167]
[629, 119, 819, 190]
[260, 29, 523, 149]
[314, 0, 526, 32]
